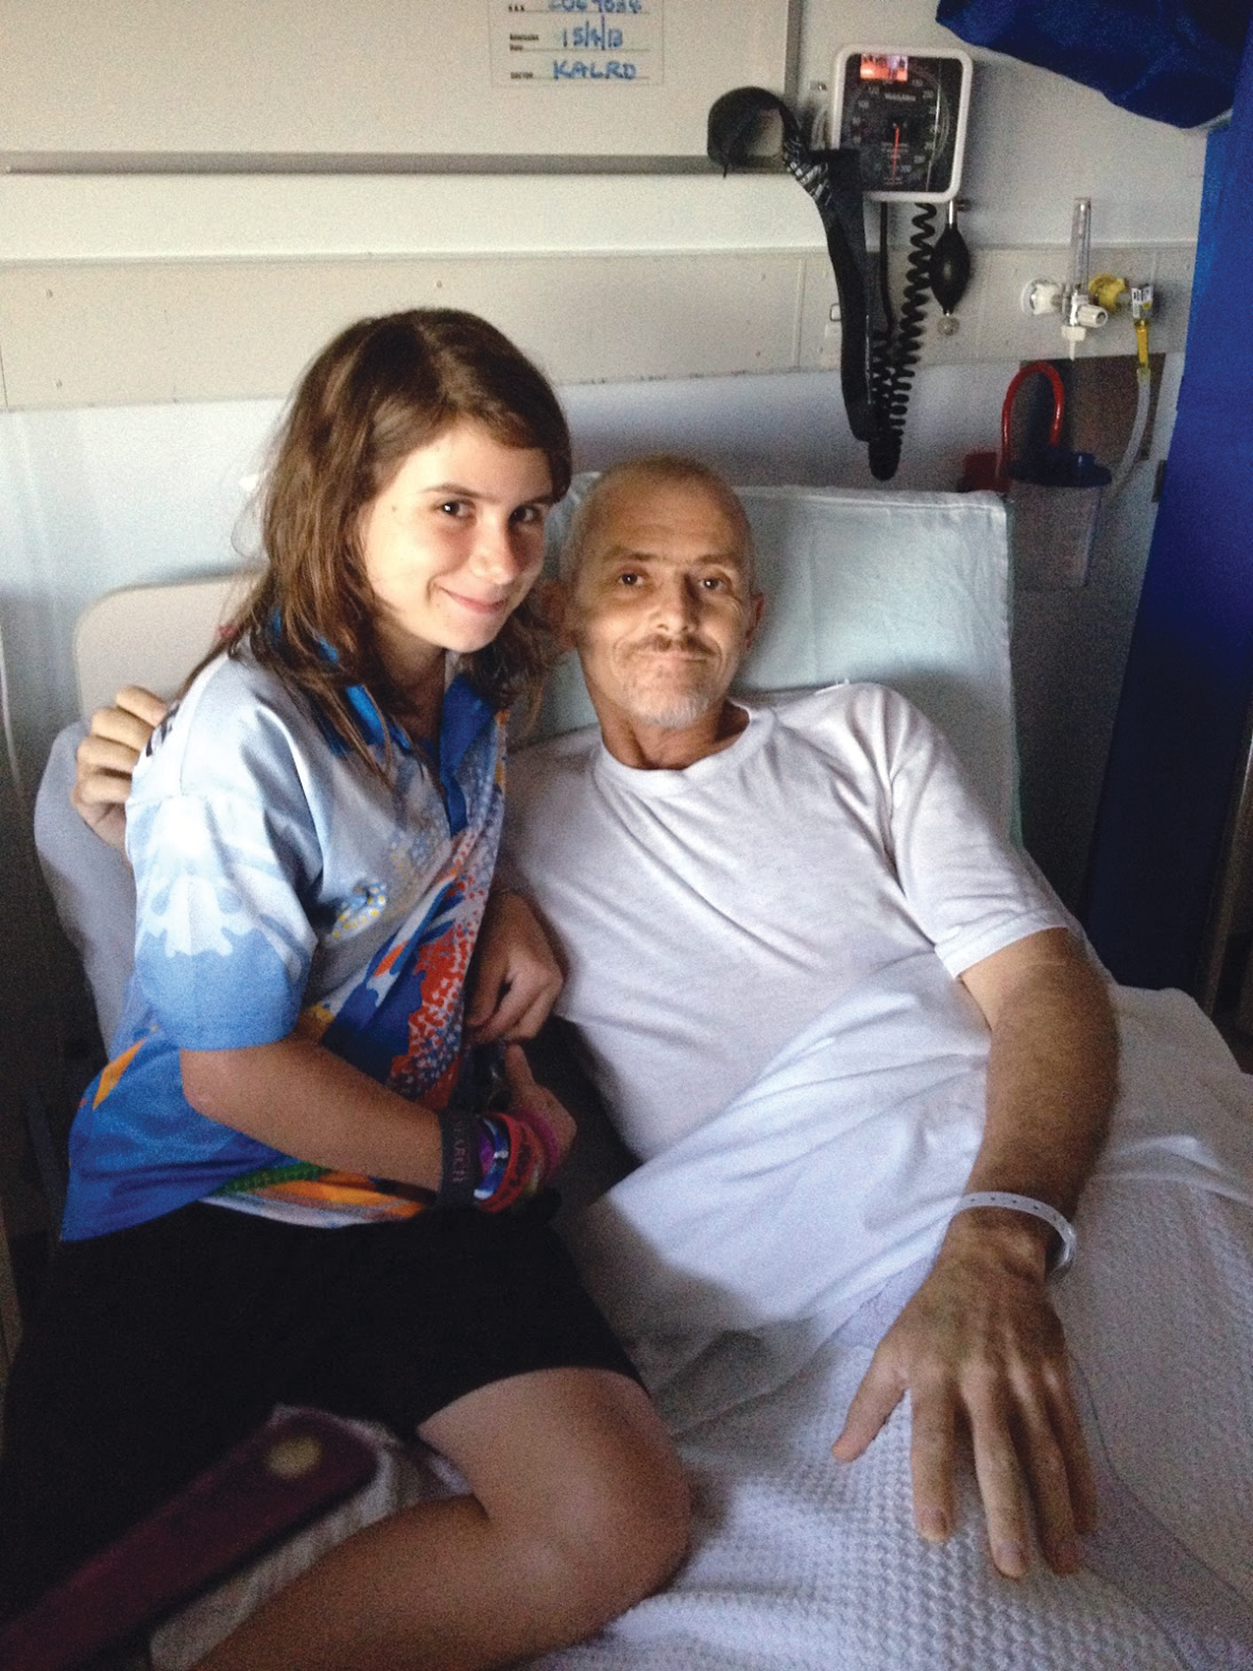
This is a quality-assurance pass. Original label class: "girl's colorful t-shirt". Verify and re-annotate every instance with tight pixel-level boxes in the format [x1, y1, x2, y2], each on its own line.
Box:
[62, 649, 507, 1241]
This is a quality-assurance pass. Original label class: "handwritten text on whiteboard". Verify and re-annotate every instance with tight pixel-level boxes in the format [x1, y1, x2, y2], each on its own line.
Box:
[489, 0, 663, 87]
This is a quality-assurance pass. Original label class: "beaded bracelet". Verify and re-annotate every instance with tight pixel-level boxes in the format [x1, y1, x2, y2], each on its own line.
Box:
[950, 1191, 1077, 1276]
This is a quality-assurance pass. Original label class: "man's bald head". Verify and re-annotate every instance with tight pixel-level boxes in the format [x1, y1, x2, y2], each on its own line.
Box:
[560, 455, 756, 591]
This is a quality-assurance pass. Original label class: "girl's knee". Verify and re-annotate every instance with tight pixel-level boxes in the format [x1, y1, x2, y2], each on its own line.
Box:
[525, 1428, 691, 1631]
[593, 1441, 691, 1593]
[425, 1367, 690, 1640]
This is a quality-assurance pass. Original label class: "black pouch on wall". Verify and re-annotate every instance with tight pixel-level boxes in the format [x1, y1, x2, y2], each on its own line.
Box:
[936, 0, 1249, 128]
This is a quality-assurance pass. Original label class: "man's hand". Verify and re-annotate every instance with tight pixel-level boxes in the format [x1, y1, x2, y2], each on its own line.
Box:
[466, 890, 563, 1044]
[833, 1212, 1096, 1579]
[71, 685, 166, 852]
[833, 926, 1114, 1577]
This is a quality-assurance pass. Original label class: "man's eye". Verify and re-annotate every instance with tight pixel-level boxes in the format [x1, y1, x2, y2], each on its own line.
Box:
[700, 575, 728, 591]
[616, 571, 642, 586]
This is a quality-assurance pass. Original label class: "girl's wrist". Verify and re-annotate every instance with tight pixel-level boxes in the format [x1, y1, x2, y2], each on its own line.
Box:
[437, 1107, 558, 1212]
[509, 1105, 562, 1177]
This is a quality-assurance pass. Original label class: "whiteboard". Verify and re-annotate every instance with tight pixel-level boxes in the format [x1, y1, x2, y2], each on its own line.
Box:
[0, 0, 800, 170]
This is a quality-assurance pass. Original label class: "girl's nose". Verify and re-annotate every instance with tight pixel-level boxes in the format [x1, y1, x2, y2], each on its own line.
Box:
[471, 519, 524, 583]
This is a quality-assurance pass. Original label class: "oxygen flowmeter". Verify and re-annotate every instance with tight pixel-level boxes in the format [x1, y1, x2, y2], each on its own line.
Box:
[830, 47, 973, 201]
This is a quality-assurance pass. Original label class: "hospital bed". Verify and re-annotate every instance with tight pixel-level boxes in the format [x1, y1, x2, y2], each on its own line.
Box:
[25, 481, 1253, 1669]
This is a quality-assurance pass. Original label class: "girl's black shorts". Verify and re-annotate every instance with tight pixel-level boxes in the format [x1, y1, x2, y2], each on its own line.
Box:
[0, 1196, 638, 1619]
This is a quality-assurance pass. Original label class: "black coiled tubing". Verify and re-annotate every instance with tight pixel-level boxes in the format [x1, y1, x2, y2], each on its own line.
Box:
[868, 202, 938, 481]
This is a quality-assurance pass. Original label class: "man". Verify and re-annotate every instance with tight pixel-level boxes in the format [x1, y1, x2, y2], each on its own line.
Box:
[72, 454, 1117, 1584]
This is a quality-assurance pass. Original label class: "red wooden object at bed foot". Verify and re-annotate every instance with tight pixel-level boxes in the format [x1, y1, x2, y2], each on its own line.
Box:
[0, 1409, 378, 1671]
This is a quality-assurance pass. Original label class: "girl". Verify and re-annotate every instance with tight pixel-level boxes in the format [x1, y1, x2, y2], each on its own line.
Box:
[0, 309, 689, 1668]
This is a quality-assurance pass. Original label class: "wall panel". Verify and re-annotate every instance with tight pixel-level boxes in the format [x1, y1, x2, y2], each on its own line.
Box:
[0, 252, 809, 408]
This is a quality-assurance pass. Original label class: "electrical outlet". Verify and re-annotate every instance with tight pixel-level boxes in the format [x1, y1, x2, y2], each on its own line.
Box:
[817, 300, 842, 370]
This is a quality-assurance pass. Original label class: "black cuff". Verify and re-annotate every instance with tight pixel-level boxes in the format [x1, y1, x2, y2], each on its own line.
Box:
[438, 1111, 482, 1208]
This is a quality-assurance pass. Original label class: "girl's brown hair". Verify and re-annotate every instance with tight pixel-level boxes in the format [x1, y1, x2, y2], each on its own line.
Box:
[218, 309, 571, 771]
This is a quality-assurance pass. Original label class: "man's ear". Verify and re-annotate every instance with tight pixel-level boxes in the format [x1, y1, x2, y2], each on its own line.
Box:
[537, 578, 577, 648]
[744, 590, 766, 653]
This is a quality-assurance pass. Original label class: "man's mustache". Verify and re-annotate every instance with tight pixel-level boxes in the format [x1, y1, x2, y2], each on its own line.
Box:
[625, 634, 716, 660]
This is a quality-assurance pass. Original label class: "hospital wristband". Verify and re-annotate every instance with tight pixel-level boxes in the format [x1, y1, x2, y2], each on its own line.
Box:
[950, 1191, 1077, 1276]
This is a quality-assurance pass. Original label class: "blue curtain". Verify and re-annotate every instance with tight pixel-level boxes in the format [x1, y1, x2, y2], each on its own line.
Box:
[1082, 29, 1253, 990]
[937, 1, 1248, 127]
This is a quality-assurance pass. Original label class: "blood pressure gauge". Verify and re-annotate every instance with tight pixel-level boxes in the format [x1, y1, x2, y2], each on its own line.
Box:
[830, 47, 973, 202]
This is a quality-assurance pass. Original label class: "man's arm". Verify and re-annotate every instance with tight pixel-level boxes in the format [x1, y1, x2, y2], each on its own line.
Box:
[71, 685, 166, 852]
[833, 926, 1117, 1579]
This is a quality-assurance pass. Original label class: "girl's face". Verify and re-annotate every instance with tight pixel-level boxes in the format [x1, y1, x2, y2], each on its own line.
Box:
[358, 418, 554, 689]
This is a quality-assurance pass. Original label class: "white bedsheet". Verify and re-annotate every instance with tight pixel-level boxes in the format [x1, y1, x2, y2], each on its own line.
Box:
[152, 984, 1253, 1670]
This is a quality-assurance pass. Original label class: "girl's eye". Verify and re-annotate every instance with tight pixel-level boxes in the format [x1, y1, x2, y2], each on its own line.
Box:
[438, 499, 471, 518]
[512, 503, 546, 526]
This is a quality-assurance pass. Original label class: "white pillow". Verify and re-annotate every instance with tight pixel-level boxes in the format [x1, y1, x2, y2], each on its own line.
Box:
[35, 723, 136, 1047]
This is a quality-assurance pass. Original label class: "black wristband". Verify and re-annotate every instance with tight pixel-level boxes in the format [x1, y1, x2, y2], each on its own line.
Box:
[438, 1110, 483, 1208]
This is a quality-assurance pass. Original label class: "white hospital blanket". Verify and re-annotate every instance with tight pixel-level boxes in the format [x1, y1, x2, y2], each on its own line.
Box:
[536, 983, 1253, 1671]
[532, 1177, 1253, 1671]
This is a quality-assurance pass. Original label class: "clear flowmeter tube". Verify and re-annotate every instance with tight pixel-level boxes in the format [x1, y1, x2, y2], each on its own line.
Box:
[1067, 197, 1092, 305]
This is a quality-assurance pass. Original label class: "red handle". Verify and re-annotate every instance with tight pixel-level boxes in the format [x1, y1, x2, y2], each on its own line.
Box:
[999, 361, 1066, 482]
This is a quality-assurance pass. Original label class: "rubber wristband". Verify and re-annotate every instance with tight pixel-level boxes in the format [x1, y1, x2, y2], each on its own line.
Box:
[437, 1110, 483, 1208]
[473, 1115, 510, 1203]
[951, 1191, 1077, 1276]
[510, 1105, 562, 1179]
[476, 1114, 545, 1214]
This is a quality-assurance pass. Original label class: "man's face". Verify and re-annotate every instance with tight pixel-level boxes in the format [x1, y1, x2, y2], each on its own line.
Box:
[563, 476, 763, 735]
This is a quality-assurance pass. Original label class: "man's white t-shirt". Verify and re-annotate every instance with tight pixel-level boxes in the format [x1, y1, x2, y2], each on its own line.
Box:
[504, 683, 1068, 1159]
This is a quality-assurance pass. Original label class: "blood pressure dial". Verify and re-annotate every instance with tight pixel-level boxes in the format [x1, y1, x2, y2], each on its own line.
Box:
[831, 47, 972, 202]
